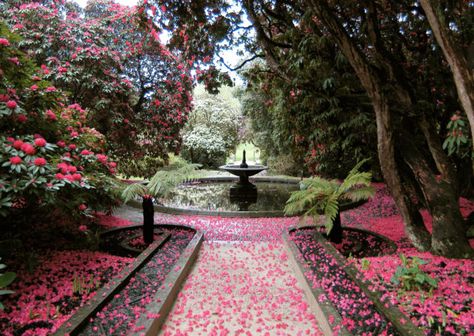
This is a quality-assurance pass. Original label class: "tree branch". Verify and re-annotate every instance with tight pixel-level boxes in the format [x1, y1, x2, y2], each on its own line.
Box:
[216, 53, 265, 71]
[243, 0, 291, 82]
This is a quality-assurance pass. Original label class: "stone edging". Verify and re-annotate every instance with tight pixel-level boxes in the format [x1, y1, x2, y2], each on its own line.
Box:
[283, 227, 425, 336]
[130, 228, 203, 335]
[54, 226, 203, 335]
[283, 230, 350, 336]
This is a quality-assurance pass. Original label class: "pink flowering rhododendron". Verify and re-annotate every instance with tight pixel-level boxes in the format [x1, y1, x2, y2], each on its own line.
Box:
[80, 149, 93, 155]
[33, 157, 47, 166]
[8, 57, 20, 65]
[10, 156, 22, 165]
[96, 154, 107, 163]
[72, 173, 82, 181]
[45, 109, 57, 121]
[34, 138, 47, 147]
[20, 143, 35, 155]
[13, 139, 24, 149]
[6, 100, 17, 109]
[3, 1, 194, 177]
[0, 24, 119, 225]
[0, 37, 10, 46]
[16, 114, 27, 123]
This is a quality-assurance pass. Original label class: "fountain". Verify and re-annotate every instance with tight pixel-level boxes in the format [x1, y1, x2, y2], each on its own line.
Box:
[219, 150, 268, 210]
[219, 150, 268, 185]
[141, 149, 298, 216]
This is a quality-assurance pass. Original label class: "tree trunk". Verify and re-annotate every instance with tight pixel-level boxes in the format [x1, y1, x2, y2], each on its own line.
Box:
[307, 0, 444, 252]
[370, 94, 432, 251]
[142, 197, 154, 244]
[401, 141, 473, 258]
[420, 0, 474, 143]
[328, 211, 343, 243]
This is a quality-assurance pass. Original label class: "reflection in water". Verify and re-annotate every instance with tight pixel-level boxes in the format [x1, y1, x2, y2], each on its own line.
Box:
[159, 181, 299, 212]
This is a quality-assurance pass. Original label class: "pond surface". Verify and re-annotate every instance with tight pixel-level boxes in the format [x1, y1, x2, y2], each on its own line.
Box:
[159, 181, 299, 212]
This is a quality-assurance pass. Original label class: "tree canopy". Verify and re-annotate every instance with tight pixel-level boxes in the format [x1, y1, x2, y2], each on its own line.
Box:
[140, 0, 473, 258]
[1, 0, 194, 170]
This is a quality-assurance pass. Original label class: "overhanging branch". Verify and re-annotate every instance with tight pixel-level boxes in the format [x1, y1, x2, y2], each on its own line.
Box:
[217, 53, 264, 71]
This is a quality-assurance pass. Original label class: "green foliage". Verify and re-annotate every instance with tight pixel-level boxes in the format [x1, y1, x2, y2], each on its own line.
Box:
[391, 254, 438, 292]
[118, 156, 168, 179]
[360, 258, 371, 271]
[240, 36, 379, 179]
[72, 273, 99, 296]
[284, 160, 374, 234]
[181, 85, 242, 168]
[0, 258, 16, 310]
[442, 113, 472, 158]
[121, 162, 202, 203]
[267, 154, 304, 177]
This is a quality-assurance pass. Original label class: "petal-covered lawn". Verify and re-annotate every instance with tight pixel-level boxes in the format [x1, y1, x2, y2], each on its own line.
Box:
[344, 184, 474, 335]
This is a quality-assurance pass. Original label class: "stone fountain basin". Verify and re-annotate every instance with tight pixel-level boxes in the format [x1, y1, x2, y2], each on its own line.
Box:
[219, 164, 268, 178]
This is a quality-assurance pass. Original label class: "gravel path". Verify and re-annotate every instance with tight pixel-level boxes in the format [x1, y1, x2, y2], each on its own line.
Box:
[160, 241, 323, 336]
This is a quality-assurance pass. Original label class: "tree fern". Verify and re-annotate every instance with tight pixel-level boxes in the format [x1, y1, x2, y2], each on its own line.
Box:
[323, 193, 340, 232]
[344, 186, 375, 202]
[285, 159, 374, 235]
[147, 163, 201, 198]
[121, 163, 202, 202]
[121, 183, 148, 203]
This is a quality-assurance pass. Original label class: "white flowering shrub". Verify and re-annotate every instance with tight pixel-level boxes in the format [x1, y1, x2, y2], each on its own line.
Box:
[181, 86, 242, 167]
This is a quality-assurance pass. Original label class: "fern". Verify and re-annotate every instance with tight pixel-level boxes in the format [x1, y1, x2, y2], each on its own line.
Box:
[285, 159, 374, 235]
[121, 183, 147, 203]
[147, 163, 201, 197]
[121, 163, 201, 202]
[344, 186, 375, 202]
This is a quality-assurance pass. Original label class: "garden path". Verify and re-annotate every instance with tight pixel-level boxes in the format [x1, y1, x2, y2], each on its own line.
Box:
[159, 241, 323, 335]
[112, 205, 323, 335]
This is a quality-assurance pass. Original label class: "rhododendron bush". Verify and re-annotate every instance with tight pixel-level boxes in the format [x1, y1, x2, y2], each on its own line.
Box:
[0, 23, 118, 222]
[1, 0, 194, 176]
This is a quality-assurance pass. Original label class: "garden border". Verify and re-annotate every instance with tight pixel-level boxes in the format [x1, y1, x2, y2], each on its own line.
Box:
[53, 225, 203, 336]
[283, 226, 424, 336]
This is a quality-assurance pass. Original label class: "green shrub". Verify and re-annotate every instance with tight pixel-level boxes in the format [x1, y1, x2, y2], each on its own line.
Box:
[391, 254, 438, 292]
[267, 154, 303, 176]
